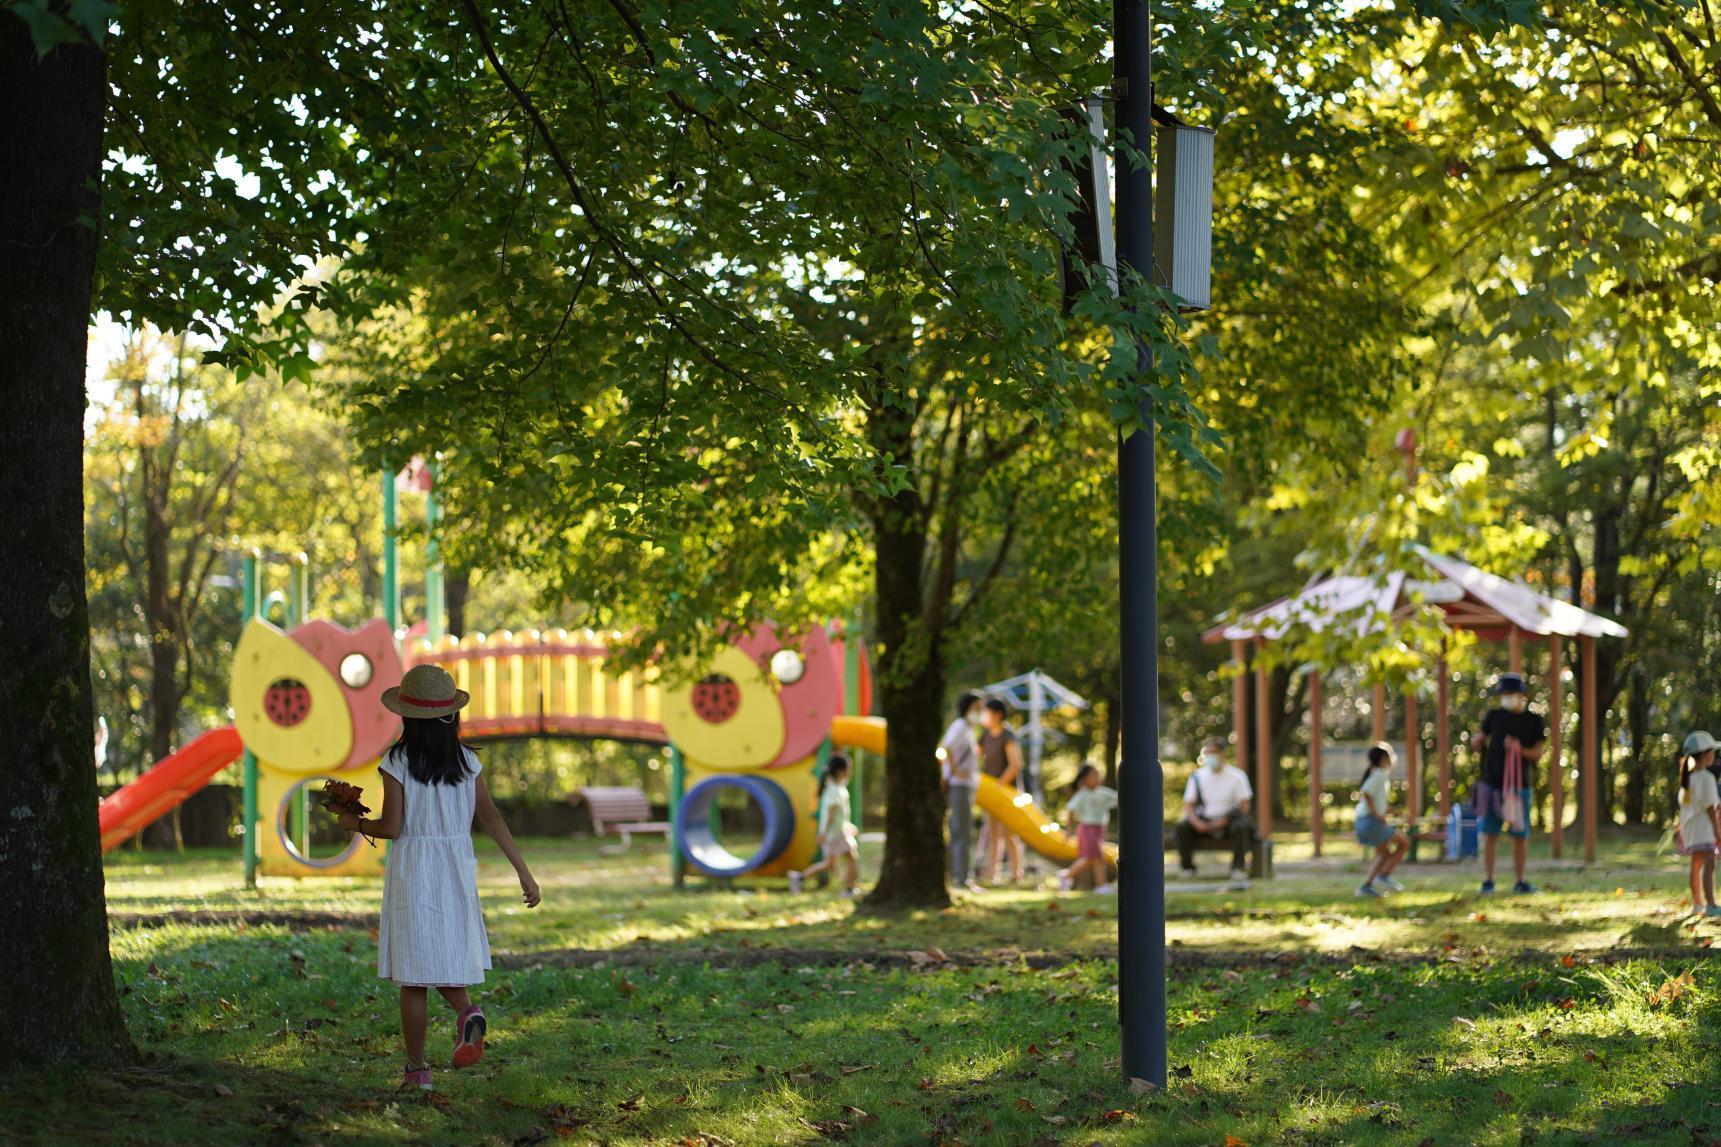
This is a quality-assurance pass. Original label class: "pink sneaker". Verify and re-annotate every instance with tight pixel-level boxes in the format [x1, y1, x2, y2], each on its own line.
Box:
[451, 1005, 486, 1068]
[402, 1062, 432, 1091]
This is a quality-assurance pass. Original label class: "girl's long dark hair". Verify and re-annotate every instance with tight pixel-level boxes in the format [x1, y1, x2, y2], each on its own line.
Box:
[1679, 752, 1697, 810]
[820, 753, 851, 791]
[1362, 743, 1392, 784]
[391, 714, 474, 786]
[1070, 762, 1100, 794]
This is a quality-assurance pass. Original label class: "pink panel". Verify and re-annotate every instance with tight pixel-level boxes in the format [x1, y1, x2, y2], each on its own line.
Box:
[289, 619, 404, 769]
[736, 623, 841, 767]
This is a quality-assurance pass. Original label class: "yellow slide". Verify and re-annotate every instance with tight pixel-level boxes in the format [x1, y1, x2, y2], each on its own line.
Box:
[828, 715, 1118, 866]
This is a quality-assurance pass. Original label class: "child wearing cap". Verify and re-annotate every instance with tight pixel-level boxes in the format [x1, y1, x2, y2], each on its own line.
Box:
[1676, 731, 1720, 917]
[337, 664, 542, 1091]
[1469, 672, 1546, 894]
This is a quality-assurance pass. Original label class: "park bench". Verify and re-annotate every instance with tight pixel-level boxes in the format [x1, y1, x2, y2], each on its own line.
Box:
[573, 786, 669, 855]
[1164, 826, 1273, 879]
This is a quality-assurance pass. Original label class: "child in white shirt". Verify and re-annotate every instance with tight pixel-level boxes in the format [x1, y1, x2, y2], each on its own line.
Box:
[1057, 763, 1118, 893]
[1676, 731, 1720, 918]
[788, 754, 859, 897]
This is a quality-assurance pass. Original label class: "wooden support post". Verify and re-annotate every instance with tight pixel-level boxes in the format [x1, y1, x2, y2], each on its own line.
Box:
[1231, 639, 1248, 762]
[1549, 634, 1565, 858]
[1509, 626, 1523, 674]
[1405, 688, 1421, 830]
[1309, 673, 1323, 857]
[1436, 654, 1451, 819]
[1371, 681, 1387, 743]
[1581, 635, 1598, 862]
[1254, 639, 1272, 838]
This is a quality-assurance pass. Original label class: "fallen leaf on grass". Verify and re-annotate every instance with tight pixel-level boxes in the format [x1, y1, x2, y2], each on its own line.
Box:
[1042, 1115, 1068, 1126]
[1560, 954, 1577, 968]
[841, 1105, 878, 1126]
[1293, 998, 1321, 1013]
[789, 1072, 814, 1086]
[1128, 1077, 1157, 1096]
[211, 1083, 233, 1097]
[1225, 1136, 1249, 1147]
[839, 1064, 875, 1076]
[1015, 1097, 1036, 1112]
[1026, 1043, 1042, 1056]
[1491, 1089, 1514, 1108]
[1648, 971, 1695, 1007]
[613, 974, 636, 998]
[1451, 1016, 1475, 1029]
[906, 949, 949, 968]
[801, 1117, 852, 1137]
[618, 1094, 643, 1112]
[1046, 901, 1061, 912]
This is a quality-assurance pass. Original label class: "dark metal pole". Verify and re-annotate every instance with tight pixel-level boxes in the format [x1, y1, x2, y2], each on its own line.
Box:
[1114, 0, 1166, 1087]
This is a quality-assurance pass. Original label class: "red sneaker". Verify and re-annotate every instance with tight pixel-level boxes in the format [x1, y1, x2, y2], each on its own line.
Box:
[451, 1005, 486, 1068]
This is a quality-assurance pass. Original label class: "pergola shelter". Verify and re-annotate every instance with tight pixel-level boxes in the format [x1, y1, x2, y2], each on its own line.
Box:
[1202, 547, 1628, 862]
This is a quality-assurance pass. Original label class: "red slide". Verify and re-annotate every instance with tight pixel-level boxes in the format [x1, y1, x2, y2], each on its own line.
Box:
[98, 726, 245, 853]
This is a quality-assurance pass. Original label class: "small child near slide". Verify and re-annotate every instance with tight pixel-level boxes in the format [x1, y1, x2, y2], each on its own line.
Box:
[1675, 731, 1720, 918]
[337, 665, 542, 1092]
[788, 754, 860, 897]
[1354, 743, 1410, 899]
[1058, 763, 1118, 894]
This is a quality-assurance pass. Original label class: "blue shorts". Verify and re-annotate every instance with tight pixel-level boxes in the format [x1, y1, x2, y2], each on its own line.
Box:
[1477, 786, 1532, 839]
[1354, 815, 1396, 847]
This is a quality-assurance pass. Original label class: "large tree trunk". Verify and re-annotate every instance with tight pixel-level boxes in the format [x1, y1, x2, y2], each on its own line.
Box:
[1622, 667, 1650, 825]
[446, 565, 472, 638]
[0, 18, 133, 1065]
[864, 399, 951, 909]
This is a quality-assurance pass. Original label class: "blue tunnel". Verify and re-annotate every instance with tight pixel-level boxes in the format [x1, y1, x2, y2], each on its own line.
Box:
[675, 774, 796, 877]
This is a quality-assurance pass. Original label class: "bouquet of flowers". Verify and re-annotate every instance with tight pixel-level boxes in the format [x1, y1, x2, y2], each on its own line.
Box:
[318, 779, 377, 846]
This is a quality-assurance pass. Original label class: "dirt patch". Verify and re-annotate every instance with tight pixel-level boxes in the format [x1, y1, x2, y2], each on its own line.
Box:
[109, 909, 374, 931]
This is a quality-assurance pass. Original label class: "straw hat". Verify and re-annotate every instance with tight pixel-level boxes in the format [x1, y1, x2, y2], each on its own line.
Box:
[381, 664, 470, 720]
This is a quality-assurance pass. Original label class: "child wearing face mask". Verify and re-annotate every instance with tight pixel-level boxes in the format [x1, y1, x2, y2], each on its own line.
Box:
[1174, 737, 1256, 882]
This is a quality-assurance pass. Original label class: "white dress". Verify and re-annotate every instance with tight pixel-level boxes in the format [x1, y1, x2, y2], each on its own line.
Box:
[377, 747, 492, 987]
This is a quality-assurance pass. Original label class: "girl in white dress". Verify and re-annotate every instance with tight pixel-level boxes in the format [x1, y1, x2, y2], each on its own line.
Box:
[1675, 731, 1720, 918]
[786, 755, 860, 897]
[338, 664, 540, 1091]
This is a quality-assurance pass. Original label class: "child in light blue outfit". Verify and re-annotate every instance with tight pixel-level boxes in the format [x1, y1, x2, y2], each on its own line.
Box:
[788, 754, 859, 897]
[1354, 743, 1409, 898]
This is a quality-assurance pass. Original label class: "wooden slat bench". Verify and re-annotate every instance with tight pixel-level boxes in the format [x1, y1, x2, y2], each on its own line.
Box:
[574, 787, 670, 855]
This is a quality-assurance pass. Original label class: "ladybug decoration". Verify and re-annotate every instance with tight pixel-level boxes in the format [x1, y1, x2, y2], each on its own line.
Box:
[264, 678, 313, 727]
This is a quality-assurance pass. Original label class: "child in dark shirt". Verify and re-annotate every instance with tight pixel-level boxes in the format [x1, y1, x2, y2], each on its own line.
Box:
[1469, 672, 1546, 894]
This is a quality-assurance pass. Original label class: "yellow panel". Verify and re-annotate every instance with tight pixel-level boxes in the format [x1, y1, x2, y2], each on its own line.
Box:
[590, 658, 607, 718]
[494, 632, 517, 720]
[256, 760, 387, 877]
[231, 619, 353, 774]
[660, 645, 786, 769]
[684, 754, 822, 877]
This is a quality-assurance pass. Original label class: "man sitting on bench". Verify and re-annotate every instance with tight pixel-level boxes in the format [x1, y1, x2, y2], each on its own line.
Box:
[1175, 737, 1256, 883]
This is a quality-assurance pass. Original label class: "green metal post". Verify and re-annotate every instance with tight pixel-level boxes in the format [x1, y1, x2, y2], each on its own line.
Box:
[286, 554, 309, 855]
[382, 469, 399, 631]
[669, 747, 686, 888]
[241, 550, 261, 888]
[425, 460, 444, 642]
[843, 618, 863, 832]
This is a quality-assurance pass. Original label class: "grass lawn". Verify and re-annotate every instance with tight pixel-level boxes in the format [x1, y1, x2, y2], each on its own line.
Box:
[8, 832, 1719, 1145]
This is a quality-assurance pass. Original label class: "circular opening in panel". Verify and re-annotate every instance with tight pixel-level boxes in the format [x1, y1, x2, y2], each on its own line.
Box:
[276, 776, 363, 868]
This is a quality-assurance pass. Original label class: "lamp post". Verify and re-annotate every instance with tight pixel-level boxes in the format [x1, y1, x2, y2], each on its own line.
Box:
[1114, 0, 1167, 1089]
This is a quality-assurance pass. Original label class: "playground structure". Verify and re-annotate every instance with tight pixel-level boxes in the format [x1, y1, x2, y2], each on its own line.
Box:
[1207, 545, 1629, 861]
[97, 463, 1113, 882]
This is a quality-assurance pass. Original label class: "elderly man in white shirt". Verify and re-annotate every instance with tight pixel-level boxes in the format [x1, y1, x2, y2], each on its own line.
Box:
[939, 690, 986, 890]
[1174, 737, 1256, 882]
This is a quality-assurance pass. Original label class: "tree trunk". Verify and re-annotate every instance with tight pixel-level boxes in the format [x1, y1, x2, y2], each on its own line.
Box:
[863, 399, 950, 910]
[0, 18, 133, 1065]
[446, 565, 472, 638]
[1623, 667, 1649, 825]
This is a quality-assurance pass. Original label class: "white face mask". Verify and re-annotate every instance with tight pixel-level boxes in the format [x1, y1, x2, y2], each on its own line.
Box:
[966, 711, 983, 727]
[1202, 753, 1224, 770]
[1501, 694, 1526, 712]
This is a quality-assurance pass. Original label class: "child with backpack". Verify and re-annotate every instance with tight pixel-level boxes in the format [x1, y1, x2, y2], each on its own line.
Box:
[1675, 731, 1720, 918]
